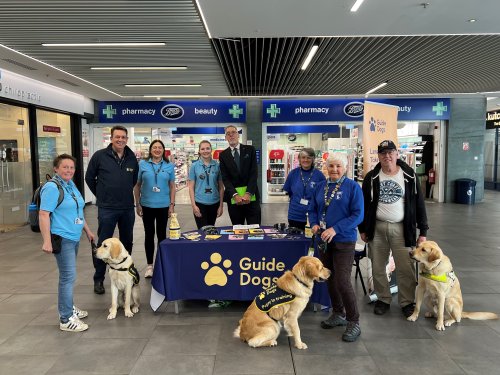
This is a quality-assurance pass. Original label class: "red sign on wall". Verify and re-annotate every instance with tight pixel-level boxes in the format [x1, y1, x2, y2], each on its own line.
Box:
[269, 149, 285, 159]
[43, 125, 61, 133]
[212, 149, 223, 160]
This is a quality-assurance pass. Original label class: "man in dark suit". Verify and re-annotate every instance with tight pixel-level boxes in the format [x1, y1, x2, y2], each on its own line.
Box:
[219, 125, 261, 225]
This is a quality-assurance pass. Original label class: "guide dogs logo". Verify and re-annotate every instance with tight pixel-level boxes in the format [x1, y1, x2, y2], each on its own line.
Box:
[161, 104, 184, 120]
[201, 252, 233, 286]
[344, 102, 364, 118]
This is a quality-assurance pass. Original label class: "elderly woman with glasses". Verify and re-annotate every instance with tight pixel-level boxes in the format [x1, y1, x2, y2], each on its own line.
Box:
[283, 148, 325, 230]
[308, 152, 364, 342]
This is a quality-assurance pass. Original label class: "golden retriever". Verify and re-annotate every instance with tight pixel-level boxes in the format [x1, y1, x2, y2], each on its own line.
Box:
[233, 256, 331, 349]
[94, 238, 140, 320]
[408, 240, 497, 330]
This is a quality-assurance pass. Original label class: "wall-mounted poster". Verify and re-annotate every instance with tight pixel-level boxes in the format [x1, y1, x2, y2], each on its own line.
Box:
[38, 137, 57, 161]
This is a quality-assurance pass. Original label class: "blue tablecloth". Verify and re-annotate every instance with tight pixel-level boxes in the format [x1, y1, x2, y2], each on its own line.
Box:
[150, 228, 331, 310]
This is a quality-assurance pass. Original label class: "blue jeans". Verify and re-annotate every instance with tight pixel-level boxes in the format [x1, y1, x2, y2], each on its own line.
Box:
[54, 238, 79, 323]
[93, 207, 135, 282]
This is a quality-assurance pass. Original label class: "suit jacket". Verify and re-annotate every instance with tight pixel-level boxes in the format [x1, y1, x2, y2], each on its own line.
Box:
[219, 144, 260, 203]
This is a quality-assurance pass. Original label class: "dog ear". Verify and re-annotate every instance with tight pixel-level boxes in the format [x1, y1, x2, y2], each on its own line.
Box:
[110, 240, 121, 259]
[305, 259, 320, 278]
[427, 245, 441, 263]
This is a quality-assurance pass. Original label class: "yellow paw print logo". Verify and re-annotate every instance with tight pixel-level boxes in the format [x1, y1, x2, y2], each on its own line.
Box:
[201, 252, 233, 286]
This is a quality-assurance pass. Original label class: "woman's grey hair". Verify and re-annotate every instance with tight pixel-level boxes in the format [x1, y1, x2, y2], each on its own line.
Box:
[299, 147, 315, 159]
[326, 152, 348, 169]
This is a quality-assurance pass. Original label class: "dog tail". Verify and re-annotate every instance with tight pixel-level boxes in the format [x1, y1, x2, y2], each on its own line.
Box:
[462, 311, 498, 320]
[233, 320, 242, 338]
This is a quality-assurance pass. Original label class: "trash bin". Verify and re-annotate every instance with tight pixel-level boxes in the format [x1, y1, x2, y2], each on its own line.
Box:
[455, 178, 476, 205]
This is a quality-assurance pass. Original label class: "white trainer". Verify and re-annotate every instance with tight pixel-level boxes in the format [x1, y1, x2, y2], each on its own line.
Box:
[144, 265, 153, 278]
[73, 305, 88, 319]
[60, 315, 88, 332]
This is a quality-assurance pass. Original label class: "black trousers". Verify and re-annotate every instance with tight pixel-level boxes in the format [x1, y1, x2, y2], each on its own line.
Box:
[193, 201, 220, 229]
[226, 200, 261, 225]
[94, 207, 135, 282]
[319, 241, 360, 323]
[141, 206, 169, 265]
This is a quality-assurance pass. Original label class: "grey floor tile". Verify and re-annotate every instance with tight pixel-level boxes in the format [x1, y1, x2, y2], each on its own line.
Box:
[45, 338, 147, 374]
[131, 354, 215, 375]
[0, 354, 59, 375]
[83, 310, 161, 338]
[0, 313, 37, 345]
[293, 354, 380, 375]
[364, 338, 465, 374]
[452, 354, 500, 375]
[0, 293, 55, 314]
[215, 350, 294, 374]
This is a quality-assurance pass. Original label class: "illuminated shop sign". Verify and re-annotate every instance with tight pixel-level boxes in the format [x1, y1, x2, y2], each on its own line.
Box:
[262, 98, 450, 122]
[486, 110, 500, 129]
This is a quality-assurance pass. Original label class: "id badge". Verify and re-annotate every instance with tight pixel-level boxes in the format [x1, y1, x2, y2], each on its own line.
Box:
[300, 198, 309, 206]
[152, 186, 161, 193]
[75, 218, 83, 225]
[320, 220, 326, 230]
[205, 187, 213, 194]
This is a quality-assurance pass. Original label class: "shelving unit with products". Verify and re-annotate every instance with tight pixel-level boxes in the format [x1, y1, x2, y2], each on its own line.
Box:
[267, 149, 287, 195]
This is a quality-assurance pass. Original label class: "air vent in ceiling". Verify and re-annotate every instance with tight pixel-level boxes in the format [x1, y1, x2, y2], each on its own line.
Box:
[2, 58, 37, 71]
[57, 79, 80, 87]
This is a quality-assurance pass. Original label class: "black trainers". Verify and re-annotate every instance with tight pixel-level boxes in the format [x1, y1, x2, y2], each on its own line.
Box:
[342, 322, 361, 342]
[374, 300, 390, 315]
[402, 303, 415, 318]
[94, 281, 105, 295]
[320, 314, 347, 329]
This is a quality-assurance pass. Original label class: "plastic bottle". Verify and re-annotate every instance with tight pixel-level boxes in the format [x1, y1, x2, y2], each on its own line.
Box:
[304, 213, 313, 239]
[169, 212, 181, 240]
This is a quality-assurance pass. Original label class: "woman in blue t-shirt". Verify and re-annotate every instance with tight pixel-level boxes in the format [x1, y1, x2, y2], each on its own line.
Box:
[188, 140, 224, 229]
[39, 154, 95, 333]
[283, 147, 325, 229]
[134, 140, 175, 278]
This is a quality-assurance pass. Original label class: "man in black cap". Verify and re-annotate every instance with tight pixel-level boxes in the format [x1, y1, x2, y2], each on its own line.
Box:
[358, 139, 428, 318]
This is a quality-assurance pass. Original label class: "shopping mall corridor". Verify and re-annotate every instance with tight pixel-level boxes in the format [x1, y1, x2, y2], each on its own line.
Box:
[1, 193, 500, 374]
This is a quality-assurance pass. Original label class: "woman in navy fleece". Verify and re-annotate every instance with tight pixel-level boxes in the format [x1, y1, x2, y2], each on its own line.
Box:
[308, 153, 364, 342]
[283, 148, 325, 229]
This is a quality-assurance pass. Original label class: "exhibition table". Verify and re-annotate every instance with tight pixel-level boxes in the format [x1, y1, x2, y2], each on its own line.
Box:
[150, 228, 331, 313]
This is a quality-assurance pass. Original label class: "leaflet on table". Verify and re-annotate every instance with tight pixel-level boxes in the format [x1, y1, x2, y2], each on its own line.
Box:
[228, 234, 244, 240]
[263, 228, 279, 234]
[234, 229, 249, 234]
[205, 234, 222, 241]
[247, 235, 264, 240]
[183, 232, 202, 241]
[233, 224, 260, 230]
[268, 233, 287, 239]
[219, 229, 235, 235]
[230, 186, 257, 205]
[249, 228, 265, 234]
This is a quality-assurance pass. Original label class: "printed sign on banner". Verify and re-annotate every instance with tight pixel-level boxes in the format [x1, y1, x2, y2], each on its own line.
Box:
[362, 101, 399, 178]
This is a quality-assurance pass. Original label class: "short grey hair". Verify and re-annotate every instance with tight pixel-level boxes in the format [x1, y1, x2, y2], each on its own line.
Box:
[326, 152, 348, 169]
[299, 147, 315, 159]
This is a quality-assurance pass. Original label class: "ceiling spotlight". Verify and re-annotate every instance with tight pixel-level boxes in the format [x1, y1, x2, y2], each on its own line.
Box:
[124, 84, 202, 87]
[468, 19, 477, 23]
[350, 0, 365, 12]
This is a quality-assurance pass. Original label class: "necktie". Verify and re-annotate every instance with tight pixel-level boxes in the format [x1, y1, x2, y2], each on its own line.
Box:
[233, 148, 240, 170]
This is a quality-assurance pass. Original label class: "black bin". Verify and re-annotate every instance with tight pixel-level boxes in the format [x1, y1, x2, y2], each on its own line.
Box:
[455, 178, 476, 205]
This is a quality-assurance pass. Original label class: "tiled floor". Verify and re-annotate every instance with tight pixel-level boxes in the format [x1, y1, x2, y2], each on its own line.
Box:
[1, 191, 500, 374]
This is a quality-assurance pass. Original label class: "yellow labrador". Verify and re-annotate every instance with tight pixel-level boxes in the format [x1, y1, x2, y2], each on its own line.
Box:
[94, 238, 140, 320]
[408, 240, 497, 330]
[234, 256, 331, 349]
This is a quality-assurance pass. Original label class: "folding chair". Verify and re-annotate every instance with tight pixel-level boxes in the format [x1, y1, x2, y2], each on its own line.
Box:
[354, 244, 368, 295]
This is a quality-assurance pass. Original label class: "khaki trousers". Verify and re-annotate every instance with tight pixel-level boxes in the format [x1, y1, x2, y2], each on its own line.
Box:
[368, 221, 416, 307]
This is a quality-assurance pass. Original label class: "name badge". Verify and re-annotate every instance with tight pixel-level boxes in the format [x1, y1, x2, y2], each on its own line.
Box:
[300, 198, 309, 206]
[320, 220, 326, 230]
[152, 186, 161, 193]
[75, 218, 83, 225]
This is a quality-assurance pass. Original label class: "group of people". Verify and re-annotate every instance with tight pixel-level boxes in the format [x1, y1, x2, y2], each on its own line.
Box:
[39, 125, 261, 331]
[39, 125, 428, 341]
[281, 139, 428, 342]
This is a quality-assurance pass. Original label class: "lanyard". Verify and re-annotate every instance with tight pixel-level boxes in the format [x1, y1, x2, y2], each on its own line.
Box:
[202, 162, 212, 186]
[300, 168, 313, 196]
[149, 160, 163, 186]
[54, 175, 81, 218]
[322, 175, 345, 221]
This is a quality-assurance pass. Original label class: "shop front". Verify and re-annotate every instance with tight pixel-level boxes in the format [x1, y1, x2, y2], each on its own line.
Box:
[485, 109, 500, 190]
[94, 100, 247, 203]
[261, 98, 450, 203]
[0, 68, 92, 226]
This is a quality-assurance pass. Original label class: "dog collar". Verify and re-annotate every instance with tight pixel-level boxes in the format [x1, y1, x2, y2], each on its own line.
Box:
[293, 273, 309, 288]
[108, 260, 140, 285]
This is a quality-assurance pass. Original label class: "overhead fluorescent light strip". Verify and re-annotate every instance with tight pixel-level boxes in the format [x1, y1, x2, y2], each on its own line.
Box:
[350, 0, 365, 12]
[195, 0, 212, 39]
[42, 42, 165, 47]
[91, 66, 186, 70]
[365, 81, 388, 96]
[125, 84, 202, 87]
[301, 45, 319, 70]
[143, 95, 209, 98]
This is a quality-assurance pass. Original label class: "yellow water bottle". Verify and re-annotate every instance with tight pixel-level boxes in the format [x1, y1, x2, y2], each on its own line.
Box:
[169, 212, 181, 240]
[305, 213, 313, 239]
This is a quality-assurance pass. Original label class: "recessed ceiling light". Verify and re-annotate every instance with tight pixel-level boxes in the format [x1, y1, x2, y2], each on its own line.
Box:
[91, 66, 186, 70]
[124, 84, 202, 87]
[301, 45, 319, 70]
[350, 0, 365, 12]
[468, 19, 477, 23]
[42, 42, 165, 47]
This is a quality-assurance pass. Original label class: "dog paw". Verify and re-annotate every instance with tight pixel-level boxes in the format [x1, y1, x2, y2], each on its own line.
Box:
[124, 310, 134, 318]
[424, 312, 435, 318]
[444, 319, 456, 327]
[107, 311, 117, 320]
[132, 306, 139, 314]
[407, 313, 418, 322]
[270, 340, 277, 347]
[435, 323, 445, 331]
[295, 342, 308, 350]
